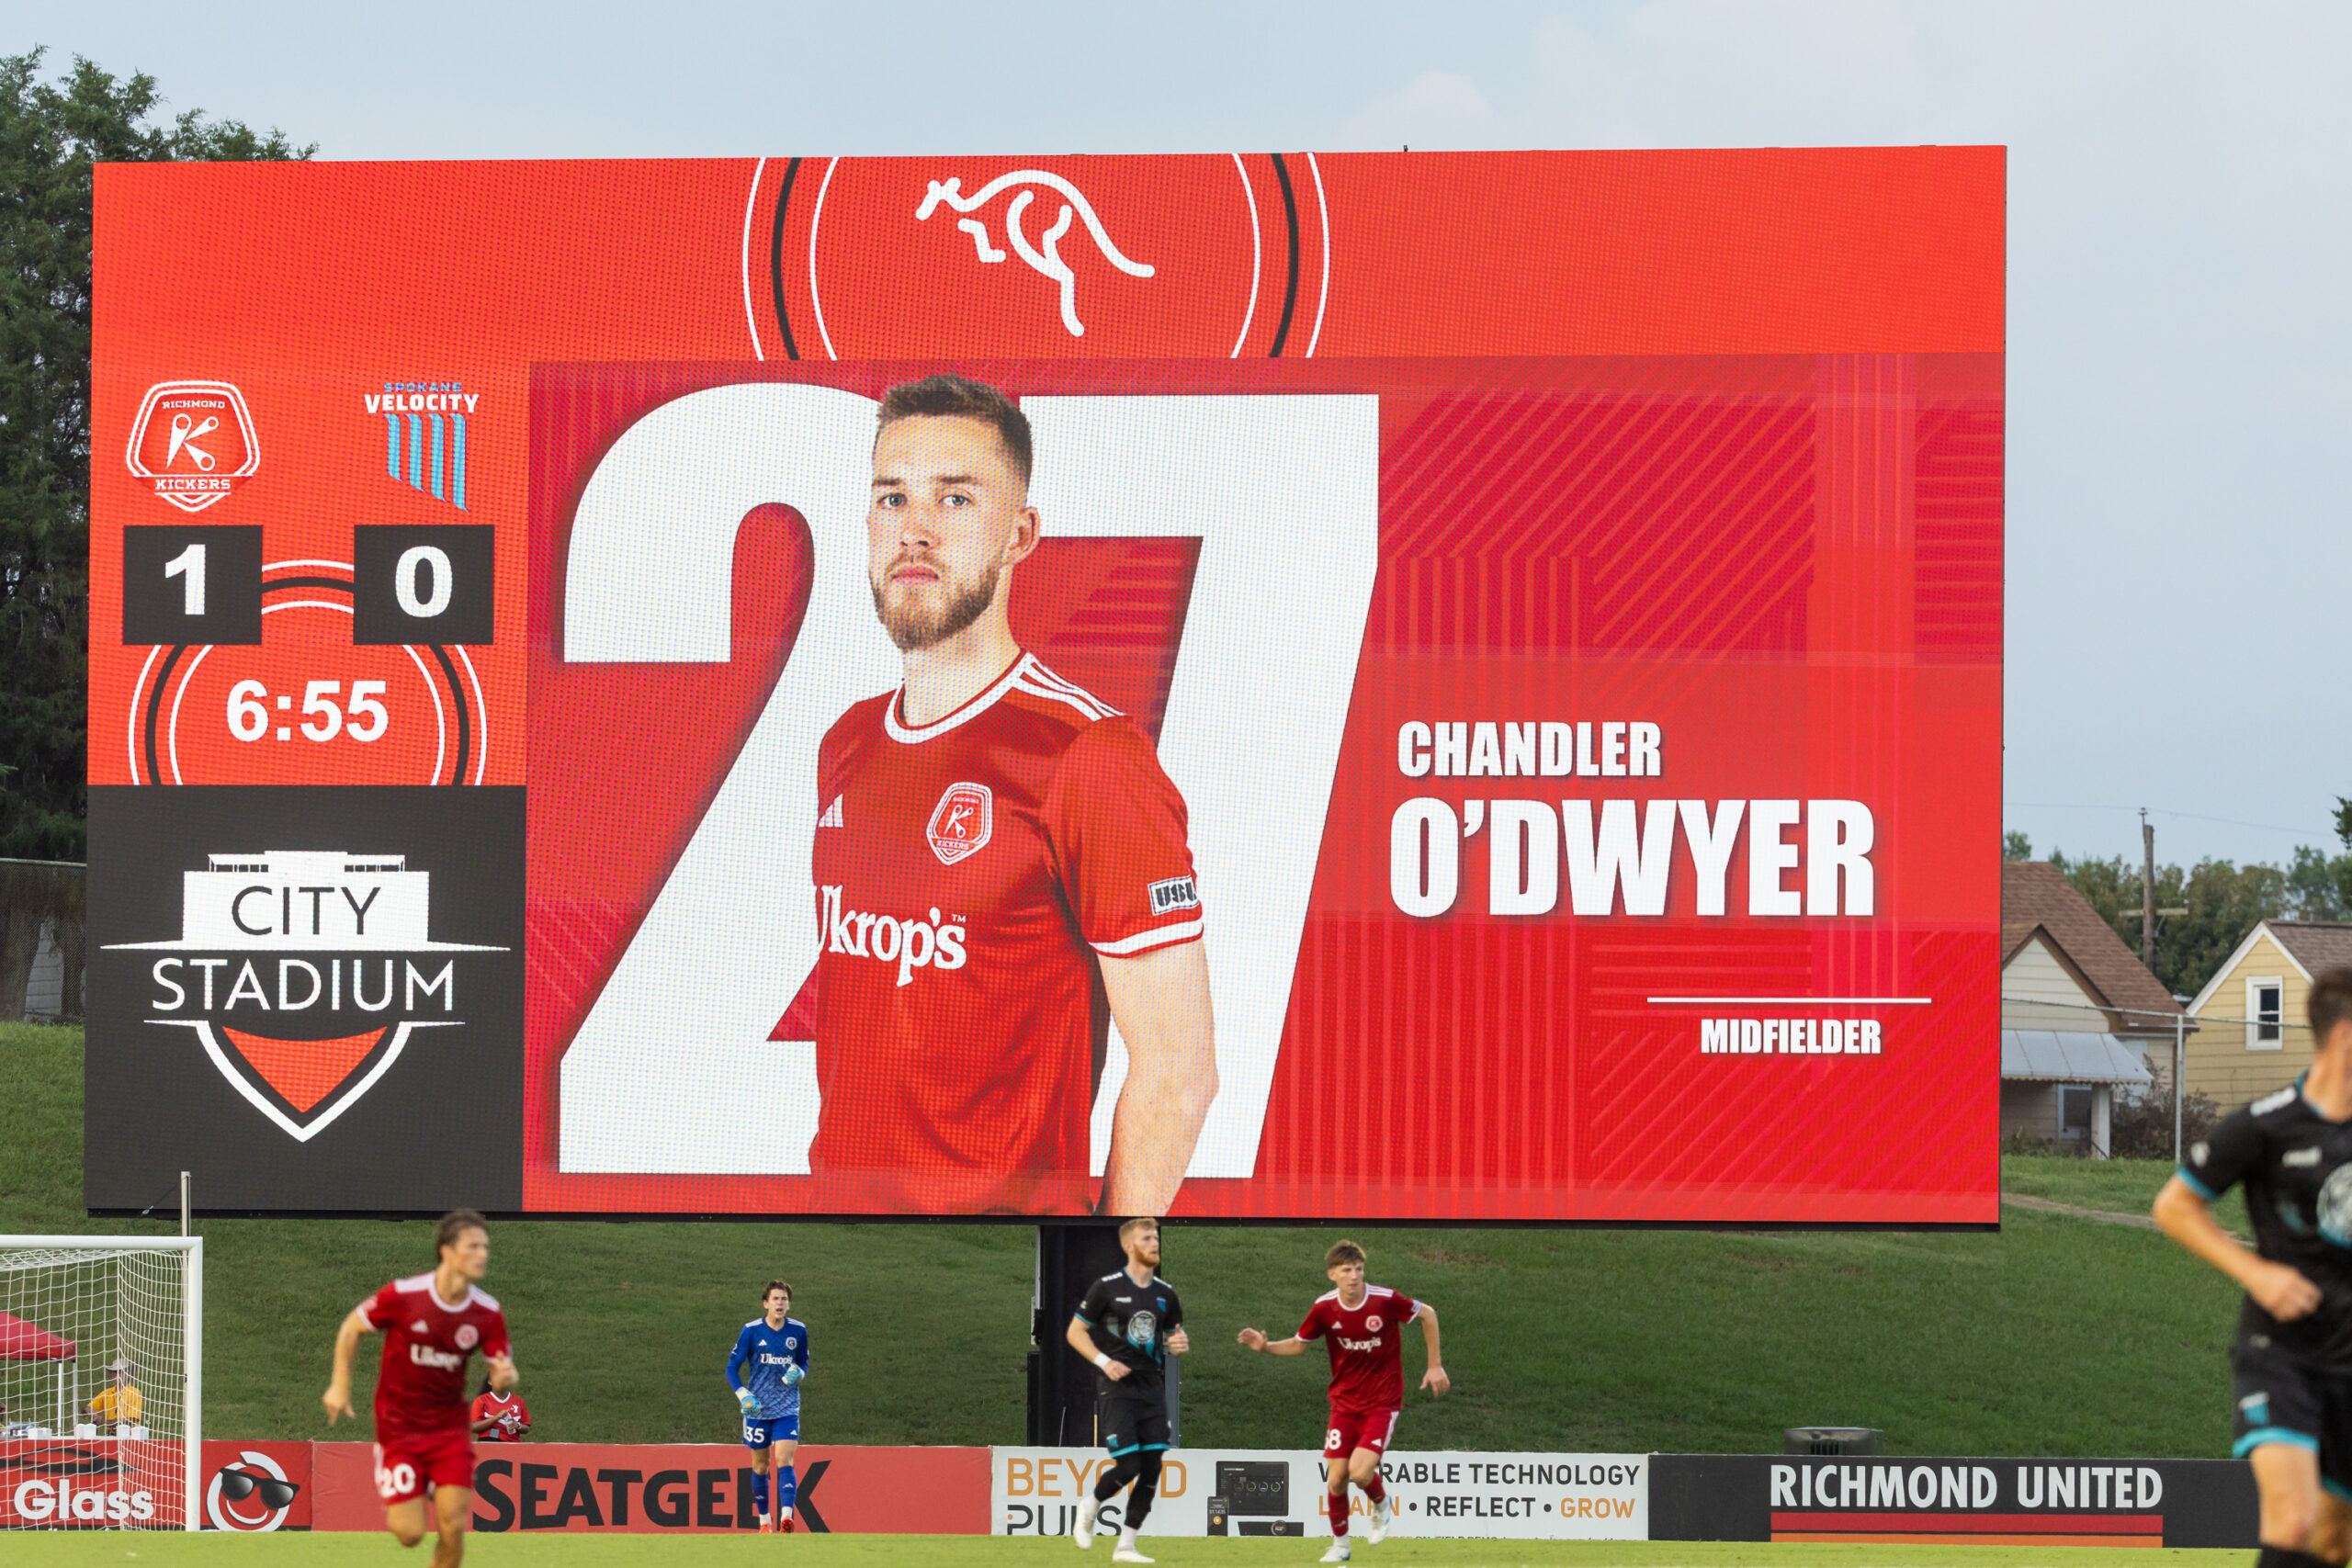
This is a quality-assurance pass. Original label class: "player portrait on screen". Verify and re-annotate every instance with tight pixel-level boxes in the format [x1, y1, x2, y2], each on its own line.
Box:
[806, 374, 1218, 1216]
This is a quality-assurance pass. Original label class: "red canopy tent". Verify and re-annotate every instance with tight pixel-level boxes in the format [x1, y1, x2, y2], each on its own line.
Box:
[0, 1312, 76, 1434]
[0, 1313, 74, 1361]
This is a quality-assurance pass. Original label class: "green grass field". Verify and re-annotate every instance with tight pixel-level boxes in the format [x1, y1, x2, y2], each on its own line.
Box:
[0, 1021, 2259, 1458]
[0, 1542, 2261, 1567]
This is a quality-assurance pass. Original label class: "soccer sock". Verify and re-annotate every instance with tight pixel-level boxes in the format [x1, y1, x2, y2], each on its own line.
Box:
[777, 1463, 797, 1516]
[1360, 1472, 1386, 1505]
[750, 1472, 768, 1517]
[1124, 1452, 1162, 1529]
[1329, 1492, 1351, 1536]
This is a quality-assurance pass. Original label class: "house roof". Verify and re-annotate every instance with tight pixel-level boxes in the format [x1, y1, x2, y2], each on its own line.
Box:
[2270, 922, 2352, 977]
[2188, 920, 2352, 1015]
[2001, 1030, 2155, 1086]
[2002, 861, 2188, 1032]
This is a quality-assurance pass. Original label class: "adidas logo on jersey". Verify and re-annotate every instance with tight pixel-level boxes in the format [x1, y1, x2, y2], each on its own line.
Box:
[820, 886, 968, 987]
[818, 795, 843, 829]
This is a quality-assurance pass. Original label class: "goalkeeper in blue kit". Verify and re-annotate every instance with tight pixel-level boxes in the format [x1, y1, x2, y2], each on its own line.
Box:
[727, 1280, 809, 1532]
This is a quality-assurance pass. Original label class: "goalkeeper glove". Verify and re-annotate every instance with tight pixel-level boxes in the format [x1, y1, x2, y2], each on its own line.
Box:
[736, 1386, 759, 1416]
[783, 1361, 805, 1386]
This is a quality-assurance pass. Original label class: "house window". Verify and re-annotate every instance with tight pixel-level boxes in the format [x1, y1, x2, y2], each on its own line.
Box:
[2247, 977, 2285, 1050]
[2059, 1086, 2094, 1136]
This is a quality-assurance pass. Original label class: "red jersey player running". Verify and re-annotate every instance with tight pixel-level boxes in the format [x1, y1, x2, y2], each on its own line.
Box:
[322, 1210, 517, 1567]
[808, 374, 1218, 1215]
[1238, 1240, 1448, 1563]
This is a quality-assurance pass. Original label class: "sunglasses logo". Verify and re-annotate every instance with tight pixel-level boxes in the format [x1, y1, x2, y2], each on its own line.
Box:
[207, 1453, 300, 1530]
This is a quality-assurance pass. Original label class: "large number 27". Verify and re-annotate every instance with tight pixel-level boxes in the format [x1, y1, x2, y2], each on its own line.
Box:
[556, 385, 1377, 1185]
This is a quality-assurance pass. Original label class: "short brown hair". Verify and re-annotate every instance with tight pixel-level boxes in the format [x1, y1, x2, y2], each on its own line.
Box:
[877, 374, 1032, 486]
[762, 1280, 792, 1303]
[1325, 1240, 1366, 1269]
[435, 1209, 487, 1258]
[1118, 1216, 1159, 1244]
[2312, 969, 2352, 1048]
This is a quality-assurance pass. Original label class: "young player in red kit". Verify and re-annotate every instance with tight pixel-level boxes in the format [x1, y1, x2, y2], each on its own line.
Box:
[469, 1381, 530, 1442]
[323, 1211, 517, 1567]
[1238, 1240, 1448, 1563]
[808, 374, 1217, 1216]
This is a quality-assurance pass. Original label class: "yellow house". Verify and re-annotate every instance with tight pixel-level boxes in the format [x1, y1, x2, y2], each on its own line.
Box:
[2184, 921, 2352, 1106]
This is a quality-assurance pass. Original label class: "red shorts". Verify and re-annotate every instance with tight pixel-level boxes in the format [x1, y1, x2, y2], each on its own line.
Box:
[373, 1430, 476, 1505]
[1324, 1407, 1401, 1460]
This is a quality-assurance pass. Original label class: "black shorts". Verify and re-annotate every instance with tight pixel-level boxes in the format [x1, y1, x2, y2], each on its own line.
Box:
[1097, 1388, 1170, 1461]
[2232, 1337, 2352, 1495]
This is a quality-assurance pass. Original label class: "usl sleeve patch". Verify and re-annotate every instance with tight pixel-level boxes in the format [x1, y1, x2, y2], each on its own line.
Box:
[1148, 875, 1200, 914]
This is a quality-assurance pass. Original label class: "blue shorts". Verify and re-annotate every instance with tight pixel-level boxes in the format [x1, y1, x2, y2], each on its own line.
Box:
[741, 1411, 800, 1449]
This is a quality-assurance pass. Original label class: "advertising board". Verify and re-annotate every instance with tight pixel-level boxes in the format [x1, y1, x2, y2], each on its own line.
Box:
[309, 1441, 986, 1535]
[994, 1447, 1646, 1540]
[90, 149, 2003, 1221]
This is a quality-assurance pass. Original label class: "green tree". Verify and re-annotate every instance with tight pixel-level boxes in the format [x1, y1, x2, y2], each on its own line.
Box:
[2003, 830, 2033, 861]
[0, 50, 309, 859]
[2050, 848, 2318, 1000]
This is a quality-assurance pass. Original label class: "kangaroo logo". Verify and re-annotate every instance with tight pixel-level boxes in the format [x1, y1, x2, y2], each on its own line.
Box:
[915, 171, 1154, 338]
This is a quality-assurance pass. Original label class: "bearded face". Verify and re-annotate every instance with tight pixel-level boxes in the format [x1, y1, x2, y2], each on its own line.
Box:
[871, 548, 1005, 652]
[866, 412, 1033, 655]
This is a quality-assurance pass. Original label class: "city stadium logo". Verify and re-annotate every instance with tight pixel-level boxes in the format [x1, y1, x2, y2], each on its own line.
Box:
[926, 782, 994, 866]
[914, 171, 1154, 338]
[2320, 1166, 2352, 1247]
[105, 849, 505, 1142]
[368, 381, 475, 511]
[208, 1451, 300, 1532]
[125, 381, 259, 513]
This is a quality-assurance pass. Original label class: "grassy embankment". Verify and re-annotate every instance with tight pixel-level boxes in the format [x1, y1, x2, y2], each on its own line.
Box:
[0, 1021, 2251, 1457]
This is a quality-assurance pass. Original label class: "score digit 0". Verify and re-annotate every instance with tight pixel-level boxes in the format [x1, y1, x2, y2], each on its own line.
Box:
[354, 525, 493, 646]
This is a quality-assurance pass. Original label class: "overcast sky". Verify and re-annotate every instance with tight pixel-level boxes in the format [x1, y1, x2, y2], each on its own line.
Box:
[15, 1, 2346, 870]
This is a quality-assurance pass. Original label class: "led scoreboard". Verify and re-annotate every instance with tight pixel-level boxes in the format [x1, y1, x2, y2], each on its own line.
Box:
[88, 150, 2005, 1221]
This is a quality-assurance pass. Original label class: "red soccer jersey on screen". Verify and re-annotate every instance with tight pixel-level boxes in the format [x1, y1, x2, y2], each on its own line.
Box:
[807, 651, 1203, 1214]
[1298, 1285, 1421, 1415]
[359, 1273, 510, 1445]
[469, 1390, 531, 1441]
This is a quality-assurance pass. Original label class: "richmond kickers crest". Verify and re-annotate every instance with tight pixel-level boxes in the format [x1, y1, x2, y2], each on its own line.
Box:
[125, 380, 260, 513]
[926, 782, 993, 866]
[105, 847, 505, 1141]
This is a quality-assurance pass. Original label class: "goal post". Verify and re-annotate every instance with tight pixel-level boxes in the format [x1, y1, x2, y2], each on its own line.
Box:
[0, 1236, 201, 1531]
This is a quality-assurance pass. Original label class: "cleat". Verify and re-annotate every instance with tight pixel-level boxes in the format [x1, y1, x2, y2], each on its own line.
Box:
[1367, 1497, 1393, 1543]
[1110, 1547, 1154, 1565]
[1073, 1494, 1099, 1549]
[758, 1513, 775, 1533]
[779, 1513, 796, 1532]
[1320, 1544, 1353, 1563]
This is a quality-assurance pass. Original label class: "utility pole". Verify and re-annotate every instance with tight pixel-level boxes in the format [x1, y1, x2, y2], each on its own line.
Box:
[2142, 809, 2157, 968]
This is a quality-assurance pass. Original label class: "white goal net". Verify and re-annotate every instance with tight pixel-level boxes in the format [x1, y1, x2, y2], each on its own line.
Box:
[0, 1237, 200, 1530]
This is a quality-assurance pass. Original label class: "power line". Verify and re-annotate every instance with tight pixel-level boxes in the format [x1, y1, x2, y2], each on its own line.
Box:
[2007, 802, 2339, 842]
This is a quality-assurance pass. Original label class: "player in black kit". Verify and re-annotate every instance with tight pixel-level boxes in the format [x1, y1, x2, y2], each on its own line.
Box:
[2156, 967, 2352, 1568]
[1063, 1216, 1187, 1564]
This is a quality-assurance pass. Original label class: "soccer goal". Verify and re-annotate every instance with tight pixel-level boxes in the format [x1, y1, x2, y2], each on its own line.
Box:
[0, 1236, 201, 1531]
